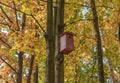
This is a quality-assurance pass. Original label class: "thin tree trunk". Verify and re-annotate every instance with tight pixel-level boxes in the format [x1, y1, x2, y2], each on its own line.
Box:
[53, 5, 57, 83]
[27, 55, 35, 83]
[5, 81, 8, 83]
[107, 59, 116, 83]
[17, 52, 24, 83]
[33, 64, 38, 83]
[74, 65, 78, 83]
[55, 0, 64, 83]
[118, 7, 120, 44]
[118, 23, 120, 43]
[90, 0, 105, 83]
[45, 0, 55, 83]
[16, 10, 26, 83]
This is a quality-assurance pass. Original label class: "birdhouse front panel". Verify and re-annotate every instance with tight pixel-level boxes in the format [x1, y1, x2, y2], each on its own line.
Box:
[66, 34, 74, 51]
[60, 32, 74, 54]
[60, 35, 67, 52]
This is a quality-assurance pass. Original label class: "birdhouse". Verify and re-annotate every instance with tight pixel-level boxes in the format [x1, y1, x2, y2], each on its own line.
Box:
[60, 32, 74, 54]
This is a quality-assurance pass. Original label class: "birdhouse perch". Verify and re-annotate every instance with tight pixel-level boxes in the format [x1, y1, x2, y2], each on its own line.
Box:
[60, 32, 74, 54]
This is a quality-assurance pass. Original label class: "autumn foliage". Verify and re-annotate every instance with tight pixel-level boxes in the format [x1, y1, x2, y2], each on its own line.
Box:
[0, 0, 120, 83]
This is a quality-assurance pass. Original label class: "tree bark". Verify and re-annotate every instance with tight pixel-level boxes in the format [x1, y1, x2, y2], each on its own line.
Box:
[27, 55, 35, 83]
[45, 0, 55, 83]
[118, 23, 120, 41]
[107, 59, 116, 83]
[33, 65, 38, 83]
[90, 0, 105, 83]
[17, 52, 24, 83]
[55, 0, 65, 83]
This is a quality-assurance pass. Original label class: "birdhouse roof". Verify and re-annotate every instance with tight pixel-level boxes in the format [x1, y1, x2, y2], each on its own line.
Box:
[60, 32, 74, 37]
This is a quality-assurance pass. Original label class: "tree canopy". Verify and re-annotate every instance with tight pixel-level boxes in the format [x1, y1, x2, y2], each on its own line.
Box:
[0, 0, 120, 83]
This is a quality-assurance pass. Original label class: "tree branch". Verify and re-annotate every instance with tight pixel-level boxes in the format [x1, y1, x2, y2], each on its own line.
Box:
[65, 2, 90, 7]
[0, 1, 46, 34]
[21, 13, 26, 30]
[64, 18, 93, 27]
[0, 22, 16, 32]
[31, 14, 46, 34]
[27, 55, 35, 83]
[0, 38, 11, 48]
[0, 1, 31, 16]
[0, 57, 17, 73]
[0, 6, 13, 23]
[12, 1, 19, 30]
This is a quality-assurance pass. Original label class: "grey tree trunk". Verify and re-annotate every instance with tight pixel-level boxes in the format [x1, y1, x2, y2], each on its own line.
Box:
[107, 59, 116, 83]
[45, 0, 55, 83]
[55, 0, 65, 83]
[33, 64, 38, 83]
[17, 52, 24, 83]
[90, 0, 105, 83]
[27, 55, 35, 83]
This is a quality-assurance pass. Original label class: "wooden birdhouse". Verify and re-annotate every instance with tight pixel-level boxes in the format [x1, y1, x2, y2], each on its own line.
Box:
[60, 32, 74, 54]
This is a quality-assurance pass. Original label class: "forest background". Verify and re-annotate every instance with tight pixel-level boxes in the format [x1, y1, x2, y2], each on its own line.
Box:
[0, 0, 120, 83]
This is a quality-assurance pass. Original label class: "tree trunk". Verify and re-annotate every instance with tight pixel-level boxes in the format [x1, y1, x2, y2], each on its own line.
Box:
[17, 52, 24, 83]
[107, 59, 116, 83]
[90, 0, 105, 83]
[33, 64, 38, 83]
[45, 0, 55, 83]
[118, 23, 120, 43]
[55, 0, 64, 83]
[27, 55, 35, 83]
[118, 22, 120, 53]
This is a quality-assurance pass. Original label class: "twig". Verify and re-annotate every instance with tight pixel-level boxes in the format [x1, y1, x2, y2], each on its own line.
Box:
[0, 1, 46, 34]
[0, 38, 11, 48]
[0, 22, 16, 32]
[0, 1, 31, 16]
[0, 22, 8, 26]
[65, 2, 113, 9]
[65, 2, 90, 8]
[12, 1, 19, 30]
[96, 5, 113, 9]
[0, 57, 17, 73]
[0, 6, 13, 23]
[31, 14, 46, 34]
[65, 18, 93, 27]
